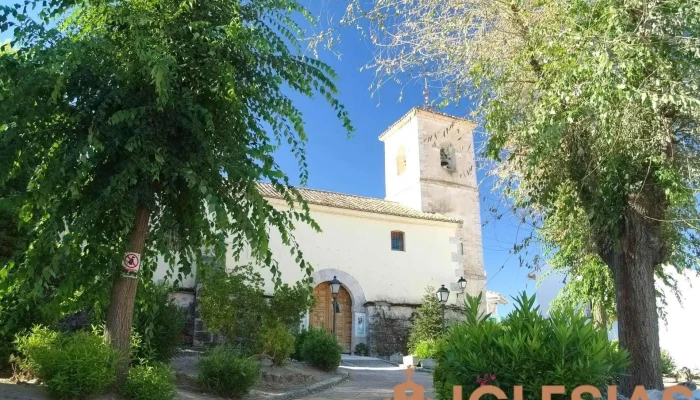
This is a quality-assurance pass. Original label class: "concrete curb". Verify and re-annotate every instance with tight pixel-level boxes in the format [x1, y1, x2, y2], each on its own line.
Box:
[249, 372, 349, 400]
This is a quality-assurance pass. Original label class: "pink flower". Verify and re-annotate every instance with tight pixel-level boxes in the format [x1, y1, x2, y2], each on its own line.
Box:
[479, 382, 486, 387]
[491, 375, 496, 381]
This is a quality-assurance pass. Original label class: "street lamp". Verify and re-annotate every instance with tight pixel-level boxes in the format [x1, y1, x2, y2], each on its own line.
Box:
[457, 277, 467, 292]
[330, 276, 342, 337]
[436, 284, 450, 331]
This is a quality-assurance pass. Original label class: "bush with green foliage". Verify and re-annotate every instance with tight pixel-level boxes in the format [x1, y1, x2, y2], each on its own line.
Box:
[661, 349, 676, 376]
[292, 328, 310, 361]
[414, 339, 437, 359]
[199, 265, 269, 349]
[200, 265, 313, 351]
[14, 326, 117, 399]
[262, 321, 295, 366]
[122, 362, 176, 400]
[132, 282, 186, 364]
[301, 327, 342, 371]
[407, 286, 443, 354]
[267, 282, 314, 329]
[433, 293, 629, 400]
[354, 342, 368, 356]
[197, 346, 260, 397]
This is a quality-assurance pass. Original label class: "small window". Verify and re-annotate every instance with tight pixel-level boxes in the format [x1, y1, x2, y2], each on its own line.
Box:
[440, 143, 456, 171]
[391, 231, 405, 251]
[396, 146, 406, 175]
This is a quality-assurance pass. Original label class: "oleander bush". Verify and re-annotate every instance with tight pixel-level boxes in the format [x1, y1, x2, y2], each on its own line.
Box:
[433, 293, 629, 400]
[301, 327, 342, 371]
[14, 326, 117, 399]
[122, 362, 177, 400]
[197, 346, 259, 397]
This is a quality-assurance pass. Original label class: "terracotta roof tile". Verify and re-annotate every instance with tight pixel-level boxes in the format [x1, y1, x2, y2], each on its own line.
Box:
[257, 182, 461, 223]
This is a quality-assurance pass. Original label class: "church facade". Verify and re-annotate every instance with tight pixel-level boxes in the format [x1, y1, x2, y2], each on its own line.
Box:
[156, 107, 493, 354]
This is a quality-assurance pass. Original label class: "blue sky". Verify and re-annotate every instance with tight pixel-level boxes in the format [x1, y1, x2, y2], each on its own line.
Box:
[269, 3, 540, 315]
[0, 3, 540, 315]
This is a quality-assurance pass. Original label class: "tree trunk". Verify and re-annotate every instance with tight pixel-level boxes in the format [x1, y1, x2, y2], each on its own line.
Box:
[599, 195, 665, 396]
[592, 301, 608, 331]
[105, 204, 150, 385]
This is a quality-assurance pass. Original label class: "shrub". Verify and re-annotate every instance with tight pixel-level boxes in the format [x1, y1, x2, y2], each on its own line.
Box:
[197, 346, 259, 397]
[407, 286, 443, 354]
[15, 326, 117, 399]
[262, 322, 295, 366]
[122, 362, 176, 400]
[354, 343, 368, 356]
[132, 282, 186, 364]
[433, 293, 629, 400]
[414, 339, 436, 359]
[292, 328, 310, 361]
[267, 282, 314, 329]
[199, 265, 268, 348]
[301, 327, 342, 371]
[661, 349, 676, 376]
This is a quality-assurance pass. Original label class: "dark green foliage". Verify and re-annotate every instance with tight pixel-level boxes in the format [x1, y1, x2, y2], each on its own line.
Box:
[433, 293, 629, 400]
[0, 284, 50, 371]
[197, 346, 260, 398]
[292, 327, 310, 361]
[407, 286, 443, 354]
[14, 326, 117, 400]
[132, 282, 185, 364]
[261, 321, 295, 366]
[661, 349, 676, 376]
[122, 362, 176, 400]
[0, 0, 352, 336]
[354, 342, 368, 356]
[301, 327, 342, 371]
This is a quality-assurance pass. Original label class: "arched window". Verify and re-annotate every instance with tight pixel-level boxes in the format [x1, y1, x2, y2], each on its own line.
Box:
[396, 146, 406, 175]
[440, 143, 456, 171]
[391, 231, 405, 251]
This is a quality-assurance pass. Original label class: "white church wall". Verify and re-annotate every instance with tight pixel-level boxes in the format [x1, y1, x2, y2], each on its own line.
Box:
[153, 199, 464, 300]
[237, 199, 464, 305]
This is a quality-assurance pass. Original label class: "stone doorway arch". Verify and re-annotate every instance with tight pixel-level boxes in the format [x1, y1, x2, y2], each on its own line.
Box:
[309, 269, 367, 354]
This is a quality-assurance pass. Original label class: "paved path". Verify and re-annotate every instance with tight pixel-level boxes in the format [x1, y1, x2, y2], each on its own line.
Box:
[0, 356, 434, 400]
[301, 356, 434, 400]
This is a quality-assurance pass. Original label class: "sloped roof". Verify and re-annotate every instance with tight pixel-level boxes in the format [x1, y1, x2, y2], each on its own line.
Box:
[257, 182, 461, 224]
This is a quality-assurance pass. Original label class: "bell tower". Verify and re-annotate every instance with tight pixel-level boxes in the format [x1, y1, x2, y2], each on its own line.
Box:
[379, 107, 486, 297]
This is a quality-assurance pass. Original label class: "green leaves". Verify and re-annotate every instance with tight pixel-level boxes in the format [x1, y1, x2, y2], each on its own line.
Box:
[0, 0, 352, 316]
[434, 293, 629, 400]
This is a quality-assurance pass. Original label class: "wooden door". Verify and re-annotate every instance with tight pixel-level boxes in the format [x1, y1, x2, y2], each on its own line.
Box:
[310, 282, 352, 353]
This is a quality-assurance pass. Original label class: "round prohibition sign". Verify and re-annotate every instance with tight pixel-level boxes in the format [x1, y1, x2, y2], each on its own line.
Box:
[123, 252, 141, 272]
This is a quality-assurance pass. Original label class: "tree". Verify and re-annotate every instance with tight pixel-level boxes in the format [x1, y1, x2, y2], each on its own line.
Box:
[0, 0, 351, 383]
[407, 285, 443, 353]
[350, 0, 700, 393]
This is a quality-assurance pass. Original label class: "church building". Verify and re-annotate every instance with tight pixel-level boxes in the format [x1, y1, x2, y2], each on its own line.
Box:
[157, 107, 497, 354]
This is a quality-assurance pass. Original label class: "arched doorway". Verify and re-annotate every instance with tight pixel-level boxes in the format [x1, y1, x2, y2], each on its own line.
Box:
[310, 282, 352, 353]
